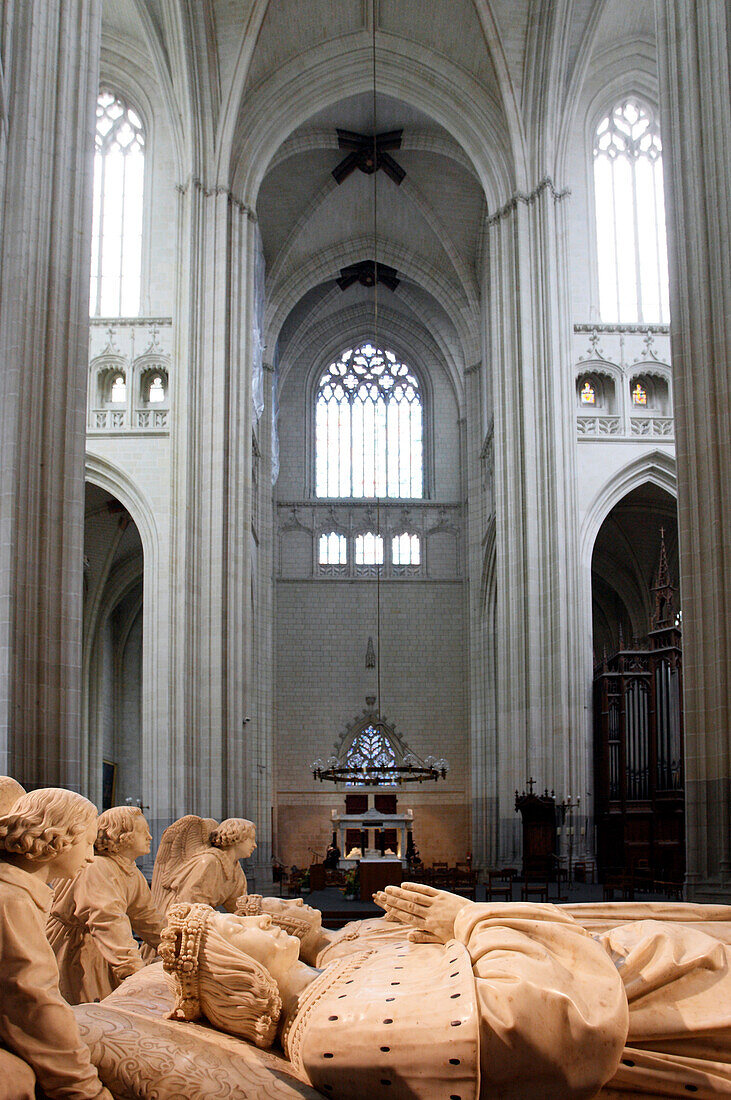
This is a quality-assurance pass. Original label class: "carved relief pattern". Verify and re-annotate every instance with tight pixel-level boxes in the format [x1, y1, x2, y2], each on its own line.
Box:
[576, 416, 621, 437]
[277, 500, 462, 579]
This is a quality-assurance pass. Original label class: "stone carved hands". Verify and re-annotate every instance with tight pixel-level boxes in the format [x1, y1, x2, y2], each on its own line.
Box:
[381, 882, 470, 944]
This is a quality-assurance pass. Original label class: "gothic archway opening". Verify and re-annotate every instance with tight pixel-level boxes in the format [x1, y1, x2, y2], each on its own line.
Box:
[591, 483, 683, 886]
[83, 482, 144, 810]
[591, 483, 679, 657]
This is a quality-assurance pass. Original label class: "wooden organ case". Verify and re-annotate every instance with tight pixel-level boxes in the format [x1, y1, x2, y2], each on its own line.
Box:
[593, 535, 684, 883]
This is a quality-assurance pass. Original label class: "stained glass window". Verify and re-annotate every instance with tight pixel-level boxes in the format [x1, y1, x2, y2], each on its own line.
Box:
[580, 380, 596, 405]
[594, 98, 669, 322]
[346, 725, 397, 774]
[110, 374, 126, 403]
[90, 91, 145, 317]
[355, 532, 383, 565]
[392, 533, 420, 565]
[319, 532, 347, 565]
[315, 343, 423, 498]
[632, 382, 648, 406]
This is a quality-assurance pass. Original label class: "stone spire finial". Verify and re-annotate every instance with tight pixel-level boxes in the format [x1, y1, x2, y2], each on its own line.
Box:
[651, 527, 675, 629]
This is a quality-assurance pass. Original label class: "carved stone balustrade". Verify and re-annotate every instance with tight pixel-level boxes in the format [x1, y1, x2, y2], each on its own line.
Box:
[573, 323, 674, 442]
[88, 318, 172, 435]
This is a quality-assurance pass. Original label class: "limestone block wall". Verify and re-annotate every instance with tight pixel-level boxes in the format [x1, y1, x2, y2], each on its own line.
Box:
[274, 576, 468, 867]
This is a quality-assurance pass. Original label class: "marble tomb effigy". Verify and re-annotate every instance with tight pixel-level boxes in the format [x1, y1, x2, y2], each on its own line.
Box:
[70, 886, 731, 1099]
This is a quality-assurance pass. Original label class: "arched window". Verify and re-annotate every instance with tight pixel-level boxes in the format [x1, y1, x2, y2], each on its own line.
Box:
[319, 532, 347, 565]
[148, 375, 165, 403]
[110, 374, 126, 404]
[355, 532, 383, 566]
[392, 533, 420, 566]
[580, 380, 596, 406]
[632, 380, 648, 407]
[315, 343, 423, 498]
[90, 90, 145, 317]
[593, 98, 669, 323]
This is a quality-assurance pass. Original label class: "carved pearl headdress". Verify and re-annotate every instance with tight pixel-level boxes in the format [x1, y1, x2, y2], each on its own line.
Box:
[159, 901, 212, 1020]
[235, 893, 313, 942]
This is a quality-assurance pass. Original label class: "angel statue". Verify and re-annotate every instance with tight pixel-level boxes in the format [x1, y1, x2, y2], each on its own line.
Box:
[47, 805, 162, 1004]
[0, 787, 113, 1100]
[150, 814, 257, 920]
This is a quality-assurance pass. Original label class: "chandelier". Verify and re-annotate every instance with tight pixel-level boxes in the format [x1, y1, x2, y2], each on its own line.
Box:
[311, 751, 449, 787]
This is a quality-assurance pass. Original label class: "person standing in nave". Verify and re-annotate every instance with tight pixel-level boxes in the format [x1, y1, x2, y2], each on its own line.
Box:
[48, 805, 162, 1005]
[0, 788, 113, 1100]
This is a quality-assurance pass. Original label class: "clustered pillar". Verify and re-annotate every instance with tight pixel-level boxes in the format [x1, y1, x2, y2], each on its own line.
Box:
[656, 0, 731, 897]
[0, 0, 101, 788]
[483, 181, 586, 865]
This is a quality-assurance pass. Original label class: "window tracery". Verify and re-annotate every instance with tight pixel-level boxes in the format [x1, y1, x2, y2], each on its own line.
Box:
[90, 90, 145, 317]
[392, 533, 420, 566]
[593, 98, 669, 323]
[319, 532, 347, 565]
[345, 724, 397, 776]
[355, 532, 383, 565]
[315, 343, 423, 499]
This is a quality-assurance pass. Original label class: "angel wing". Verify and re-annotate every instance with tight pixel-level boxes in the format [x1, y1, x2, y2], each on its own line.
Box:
[151, 815, 218, 916]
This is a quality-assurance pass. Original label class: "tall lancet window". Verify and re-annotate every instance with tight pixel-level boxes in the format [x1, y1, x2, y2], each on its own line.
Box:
[90, 90, 145, 316]
[593, 98, 669, 323]
[315, 343, 423, 498]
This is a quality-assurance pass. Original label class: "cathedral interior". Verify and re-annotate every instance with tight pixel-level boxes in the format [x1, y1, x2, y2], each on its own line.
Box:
[0, 0, 729, 904]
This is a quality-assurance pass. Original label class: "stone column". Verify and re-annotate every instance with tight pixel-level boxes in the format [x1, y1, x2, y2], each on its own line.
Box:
[169, 180, 257, 825]
[247, 360, 276, 886]
[485, 180, 587, 864]
[465, 359, 499, 869]
[656, 0, 731, 897]
[0, 1, 101, 787]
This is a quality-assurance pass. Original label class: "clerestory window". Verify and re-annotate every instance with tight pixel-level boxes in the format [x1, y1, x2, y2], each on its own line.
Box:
[315, 343, 423, 498]
[90, 90, 145, 317]
[593, 98, 669, 323]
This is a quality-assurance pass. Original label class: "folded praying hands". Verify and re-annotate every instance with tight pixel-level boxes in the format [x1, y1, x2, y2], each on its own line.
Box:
[375, 882, 470, 944]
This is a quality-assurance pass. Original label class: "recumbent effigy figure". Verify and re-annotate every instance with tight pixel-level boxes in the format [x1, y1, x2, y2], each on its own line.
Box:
[159, 895, 629, 1099]
[47, 805, 162, 1005]
[150, 814, 256, 921]
[235, 892, 416, 966]
[0, 787, 113, 1100]
[72, 884, 731, 1099]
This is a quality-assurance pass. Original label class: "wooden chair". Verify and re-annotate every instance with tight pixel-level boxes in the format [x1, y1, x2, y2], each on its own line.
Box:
[485, 868, 514, 902]
[521, 878, 549, 903]
[602, 871, 634, 901]
[453, 865, 478, 900]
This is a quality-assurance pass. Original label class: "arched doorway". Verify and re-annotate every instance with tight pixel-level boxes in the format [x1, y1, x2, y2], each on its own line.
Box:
[592, 483, 679, 657]
[83, 482, 143, 809]
[591, 483, 683, 885]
